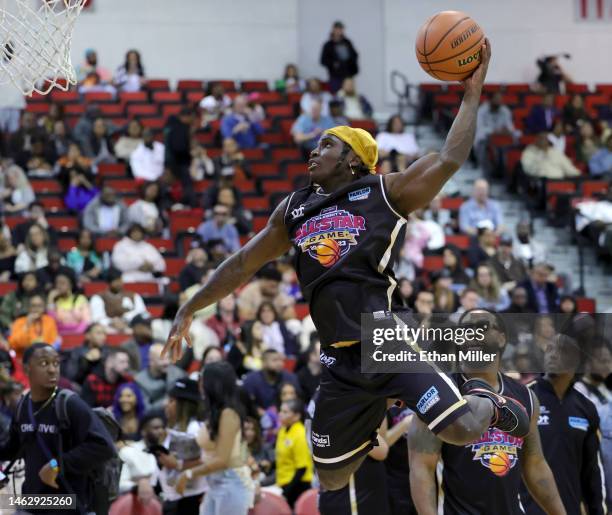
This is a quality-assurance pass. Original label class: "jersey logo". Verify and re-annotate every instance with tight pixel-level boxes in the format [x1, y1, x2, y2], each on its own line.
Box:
[311, 432, 331, 447]
[416, 386, 440, 414]
[468, 429, 524, 477]
[320, 351, 337, 368]
[294, 206, 366, 268]
[290, 205, 305, 220]
[348, 187, 371, 202]
[568, 416, 589, 431]
[538, 405, 550, 426]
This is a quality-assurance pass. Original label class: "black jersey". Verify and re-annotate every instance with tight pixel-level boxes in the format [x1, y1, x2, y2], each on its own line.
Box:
[284, 174, 406, 347]
[521, 377, 606, 515]
[439, 373, 535, 515]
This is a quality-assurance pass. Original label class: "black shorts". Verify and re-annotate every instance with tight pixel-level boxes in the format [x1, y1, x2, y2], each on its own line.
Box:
[311, 344, 469, 470]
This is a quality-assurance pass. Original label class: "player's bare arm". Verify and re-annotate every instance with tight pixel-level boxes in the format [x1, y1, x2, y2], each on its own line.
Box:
[385, 39, 491, 216]
[407, 417, 442, 515]
[520, 396, 567, 515]
[162, 198, 292, 361]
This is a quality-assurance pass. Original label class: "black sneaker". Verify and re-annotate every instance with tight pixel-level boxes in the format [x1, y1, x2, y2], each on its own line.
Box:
[460, 378, 530, 438]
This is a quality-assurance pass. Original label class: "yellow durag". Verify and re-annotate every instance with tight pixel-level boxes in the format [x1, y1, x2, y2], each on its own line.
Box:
[324, 126, 378, 173]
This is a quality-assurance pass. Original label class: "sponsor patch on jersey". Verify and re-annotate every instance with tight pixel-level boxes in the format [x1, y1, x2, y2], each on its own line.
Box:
[468, 429, 524, 477]
[294, 205, 367, 268]
[311, 432, 331, 447]
[348, 187, 371, 202]
[319, 352, 337, 368]
[568, 416, 589, 431]
[417, 386, 440, 414]
[537, 405, 550, 426]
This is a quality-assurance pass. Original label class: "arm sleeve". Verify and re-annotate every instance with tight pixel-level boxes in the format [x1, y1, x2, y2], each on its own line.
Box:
[581, 412, 607, 515]
[62, 396, 116, 474]
[588, 152, 605, 175]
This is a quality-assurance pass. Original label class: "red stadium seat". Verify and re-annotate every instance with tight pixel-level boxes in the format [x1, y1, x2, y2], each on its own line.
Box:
[241, 80, 269, 92]
[84, 92, 114, 103]
[489, 134, 514, 148]
[106, 179, 137, 192]
[127, 104, 159, 117]
[50, 90, 79, 103]
[39, 197, 65, 212]
[267, 105, 294, 118]
[0, 283, 17, 295]
[95, 238, 119, 253]
[31, 179, 62, 195]
[99, 104, 125, 117]
[273, 148, 301, 161]
[83, 282, 106, 296]
[242, 148, 264, 160]
[554, 94, 570, 110]
[208, 79, 236, 92]
[124, 282, 160, 295]
[147, 238, 175, 254]
[119, 92, 148, 104]
[153, 91, 182, 104]
[595, 84, 612, 95]
[64, 104, 85, 116]
[162, 104, 183, 118]
[523, 94, 543, 109]
[575, 297, 596, 313]
[243, 197, 269, 211]
[519, 134, 537, 146]
[26, 103, 50, 114]
[148, 305, 164, 318]
[505, 83, 530, 93]
[295, 489, 320, 515]
[445, 234, 470, 250]
[177, 80, 204, 91]
[566, 83, 589, 94]
[165, 257, 186, 277]
[4, 217, 26, 229]
[170, 217, 201, 235]
[482, 84, 502, 93]
[263, 179, 291, 193]
[58, 238, 76, 252]
[47, 217, 78, 232]
[186, 91, 205, 104]
[251, 163, 278, 177]
[98, 162, 127, 177]
[253, 216, 267, 232]
[107, 334, 132, 346]
[146, 79, 170, 91]
[61, 334, 85, 350]
[257, 91, 282, 104]
[546, 181, 576, 194]
[423, 255, 444, 271]
[440, 197, 464, 211]
[260, 132, 285, 145]
[233, 179, 256, 193]
[294, 303, 310, 320]
[286, 163, 307, 179]
[582, 180, 609, 198]
[420, 83, 444, 93]
[350, 119, 377, 135]
[141, 118, 165, 130]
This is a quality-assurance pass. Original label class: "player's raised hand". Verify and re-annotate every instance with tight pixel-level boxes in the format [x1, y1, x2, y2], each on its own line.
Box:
[162, 307, 193, 362]
[463, 37, 491, 95]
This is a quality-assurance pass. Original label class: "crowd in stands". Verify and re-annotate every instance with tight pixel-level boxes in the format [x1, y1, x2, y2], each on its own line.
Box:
[0, 29, 610, 514]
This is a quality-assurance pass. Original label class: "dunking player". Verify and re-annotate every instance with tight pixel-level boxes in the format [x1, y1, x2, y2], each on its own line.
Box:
[408, 309, 565, 515]
[162, 40, 530, 491]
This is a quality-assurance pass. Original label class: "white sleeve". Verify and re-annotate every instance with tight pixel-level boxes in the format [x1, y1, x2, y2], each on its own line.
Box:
[89, 295, 111, 326]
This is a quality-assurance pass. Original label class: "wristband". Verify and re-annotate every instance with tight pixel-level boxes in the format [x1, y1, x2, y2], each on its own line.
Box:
[49, 459, 59, 472]
[185, 469, 193, 480]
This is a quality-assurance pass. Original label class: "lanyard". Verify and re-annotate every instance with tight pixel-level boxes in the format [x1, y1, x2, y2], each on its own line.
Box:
[27, 391, 57, 463]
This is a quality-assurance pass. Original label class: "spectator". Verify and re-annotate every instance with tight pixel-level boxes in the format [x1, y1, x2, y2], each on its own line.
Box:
[38, 103, 66, 135]
[376, 115, 421, 173]
[296, 339, 321, 404]
[47, 272, 91, 336]
[450, 287, 481, 322]
[487, 233, 529, 292]
[575, 193, 612, 256]
[17, 136, 54, 177]
[467, 226, 498, 269]
[114, 119, 144, 161]
[559, 294, 578, 315]
[135, 343, 186, 410]
[458, 179, 504, 235]
[56, 143, 93, 185]
[535, 55, 571, 94]
[243, 349, 300, 410]
[576, 120, 600, 166]
[8, 294, 59, 360]
[90, 267, 148, 333]
[0, 164, 35, 214]
[0, 79, 26, 134]
[66, 228, 103, 282]
[336, 77, 373, 120]
[589, 133, 612, 179]
[84, 118, 115, 166]
[82, 185, 130, 237]
[228, 321, 265, 376]
[469, 263, 510, 311]
[442, 245, 471, 288]
[424, 195, 454, 234]
[521, 131, 580, 179]
[275, 398, 313, 507]
[196, 204, 241, 254]
[159, 378, 207, 514]
[121, 314, 155, 371]
[244, 416, 275, 485]
[547, 118, 567, 153]
[7, 111, 41, 159]
[276, 63, 305, 93]
[299, 78, 333, 117]
[291, 99, 335, 156]
[412, 289, 434, 315]
[562, 94, 589, 133]
[520, 262, 559, 314]
[215, 186, 253, 236]
[432, 269, 458, 313]
[73, 105, 102, 153]
[329, 99, 349, 126]
[112, 223, 165, 283]
[11, 202, 58, 248]
[246, 92, 266, 124]
[82, 347, 131, 408]
[130, 128, 165, 182]
[36, 248, 76, 292]
[238, 265, 295, 321]
[525, 93, 559, 134]
[64, 168, 99, 213]
[190, 141, 215, 180]
[0, 271, 41, 332]
[164, 108, 195, 207]
[49, 119, 72, 158]
[502, 286, 533, 314]
[127, 181, 164, 236]
[64, 322, 107, 384]
[220, 94, 264, 149]
[77, 48, 112, 83]
[0, 230, 16, 282]
[14, 223, 49, 274]
[256, 301, 298, 356]
[112, 382, 146, 441]
[213, 137, 252, 181]
[396, 211, 431, 280]
[178, 247, 208, 291]
[513, 220, 547, 267]
[114, 49, 146, 93]
[199, 82, 232, 125]
[320, 21, 359, 93]
[206, 294, 241, 347]
[474, 92, 517, 170]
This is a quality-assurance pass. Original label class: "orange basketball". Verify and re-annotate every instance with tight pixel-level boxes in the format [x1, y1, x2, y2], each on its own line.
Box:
[315, 238, 341, 267]
[488, 450, 512, 477]
[415, 11, 485, 81]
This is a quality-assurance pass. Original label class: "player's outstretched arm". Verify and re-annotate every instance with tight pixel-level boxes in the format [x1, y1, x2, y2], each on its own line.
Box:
[385, 39, 491, 217]
[407, 417, 442, 515]
[162, 199, 293, 361]
[520, 396, 567, 515]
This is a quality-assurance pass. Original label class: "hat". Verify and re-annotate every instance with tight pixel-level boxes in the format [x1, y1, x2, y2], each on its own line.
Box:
[324, 126, 378, 173]
[333, 21, 345, 28]
[130, 314, 152, 328]
[169, 379, 200, 403]
[499, 234, 513, 246]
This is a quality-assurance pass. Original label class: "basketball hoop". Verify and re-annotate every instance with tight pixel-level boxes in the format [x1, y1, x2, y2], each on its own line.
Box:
[0, 0, 87, 96]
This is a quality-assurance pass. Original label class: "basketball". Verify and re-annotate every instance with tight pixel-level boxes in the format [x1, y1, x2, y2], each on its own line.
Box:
[315, 238, 341, 267]
[415, 11, 485, 81]
[488, 451, 512, 477]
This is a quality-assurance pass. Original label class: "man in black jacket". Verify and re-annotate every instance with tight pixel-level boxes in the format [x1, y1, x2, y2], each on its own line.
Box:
[520, 263, 559, 314]
[0, 343, 115, 514]
[320, 21, 359, 93]
[164, 108, 195, 207]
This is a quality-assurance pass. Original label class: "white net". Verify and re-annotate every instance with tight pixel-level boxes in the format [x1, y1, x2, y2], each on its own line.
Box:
[0, 0, 86, 96]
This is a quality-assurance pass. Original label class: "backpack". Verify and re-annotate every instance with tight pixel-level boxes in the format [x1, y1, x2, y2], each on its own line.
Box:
[16, 389, 121, 507]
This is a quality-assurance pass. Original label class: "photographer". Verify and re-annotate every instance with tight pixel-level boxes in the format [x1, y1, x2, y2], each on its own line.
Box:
[535, 54, 572, 94]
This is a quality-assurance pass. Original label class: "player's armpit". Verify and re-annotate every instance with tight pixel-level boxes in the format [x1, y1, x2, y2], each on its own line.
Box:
[407, 418, 442, 515]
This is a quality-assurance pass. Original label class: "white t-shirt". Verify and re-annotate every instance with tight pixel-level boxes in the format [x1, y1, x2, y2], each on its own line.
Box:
[376, 131, 420, 156]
